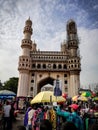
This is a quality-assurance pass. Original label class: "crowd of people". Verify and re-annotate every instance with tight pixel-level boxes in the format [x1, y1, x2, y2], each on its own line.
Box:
[0, 100, 16, 130]
[23, 98, 98, 130]
[0, 97, 98, 130]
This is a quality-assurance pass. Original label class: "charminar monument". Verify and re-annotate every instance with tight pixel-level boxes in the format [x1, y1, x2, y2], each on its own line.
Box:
[17, 18, 81, 98]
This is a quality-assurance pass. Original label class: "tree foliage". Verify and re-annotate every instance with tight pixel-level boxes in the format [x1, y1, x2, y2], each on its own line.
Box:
[0, 80, 3, 90]
[3, 77, 18, 94]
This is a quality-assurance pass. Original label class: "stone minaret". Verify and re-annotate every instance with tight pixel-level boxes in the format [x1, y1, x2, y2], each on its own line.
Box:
[17, 18, 32, 97]
[67, 20, 81, 97]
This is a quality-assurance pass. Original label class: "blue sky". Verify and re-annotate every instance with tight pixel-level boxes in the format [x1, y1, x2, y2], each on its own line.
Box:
[0, 0, 98, 88]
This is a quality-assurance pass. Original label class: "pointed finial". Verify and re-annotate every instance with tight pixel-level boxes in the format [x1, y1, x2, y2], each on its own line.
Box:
[28, 16, 30, 20]
[25, 16, 32, 26]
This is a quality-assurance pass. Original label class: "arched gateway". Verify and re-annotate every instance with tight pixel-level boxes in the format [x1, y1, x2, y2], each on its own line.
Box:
[17, 18, 81, 98]
[37, 77, 54, 93]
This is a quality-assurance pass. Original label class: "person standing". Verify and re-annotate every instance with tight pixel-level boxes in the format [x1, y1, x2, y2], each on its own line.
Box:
[27, 104, 36, 130]
[56, 104, 83, 130]
[24, 106, 32, 129]
[0, 103, 3, 119]
[3, 101, 11, 130]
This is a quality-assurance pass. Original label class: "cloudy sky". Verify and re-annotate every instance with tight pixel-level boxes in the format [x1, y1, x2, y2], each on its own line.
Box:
[0, 0, 98, 88]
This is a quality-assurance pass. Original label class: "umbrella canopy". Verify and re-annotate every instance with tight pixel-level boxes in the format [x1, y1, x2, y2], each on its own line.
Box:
[72, 95, 79, 102]
[81, 91, 92, 97]
[31, 91, 66, 104]
[53, 96, 66, 102]
[78, 96, 88, 101]
[0, 95, 15, 99]
[93, 97, 98, 101]
[0, 90, 16, 96]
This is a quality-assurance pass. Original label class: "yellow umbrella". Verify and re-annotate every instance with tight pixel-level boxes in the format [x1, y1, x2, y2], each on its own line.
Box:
[72, 95, 79, 102]
[78, 96, 88, 101]
[52, 96, 66, 102]
[31, 91, 66, 104]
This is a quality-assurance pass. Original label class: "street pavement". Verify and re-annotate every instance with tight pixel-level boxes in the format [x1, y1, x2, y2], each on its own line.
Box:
[12, 113, 24, 130]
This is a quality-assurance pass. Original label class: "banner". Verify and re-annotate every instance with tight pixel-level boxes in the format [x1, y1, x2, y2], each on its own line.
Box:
[54, 79, 62, 96]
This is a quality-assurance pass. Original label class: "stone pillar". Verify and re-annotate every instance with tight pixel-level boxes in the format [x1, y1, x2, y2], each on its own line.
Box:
[69, 71, 80, 97]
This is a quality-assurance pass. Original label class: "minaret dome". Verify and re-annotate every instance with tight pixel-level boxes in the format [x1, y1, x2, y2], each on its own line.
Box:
[67, 19, 77, 35]
[25, 17, 32, 26]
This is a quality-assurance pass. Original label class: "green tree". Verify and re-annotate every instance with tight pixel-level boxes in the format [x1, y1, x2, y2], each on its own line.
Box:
[3, 77, 18, 94]
[0, 80, 3, 90]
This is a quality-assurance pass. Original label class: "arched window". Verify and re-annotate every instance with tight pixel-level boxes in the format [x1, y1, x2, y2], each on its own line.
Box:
[32, 73, 34, 76]
[43, 64, 46, 69]
[64, 74, 67, 77]
[58, 64, 62, 69]
[37, 64, 41, 68]
[64, 64, 67, 69]
[64, 80, 68, 84]
[53, 64, 56, 69]
[30, 87, 33, 91]
[32, 64, 36, 68]
[31, 79, 34, 83]
[57, 75, 59, 78]
[71, 65, 73, 68]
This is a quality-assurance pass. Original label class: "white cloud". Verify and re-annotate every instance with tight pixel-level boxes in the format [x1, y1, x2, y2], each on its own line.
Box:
[78, 27, 98, 86]
[0, 49, 19, 82]
[0, 0, 98, 88]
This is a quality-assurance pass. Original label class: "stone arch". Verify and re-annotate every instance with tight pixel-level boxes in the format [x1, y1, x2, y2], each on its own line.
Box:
[37, 77, 54, 93]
